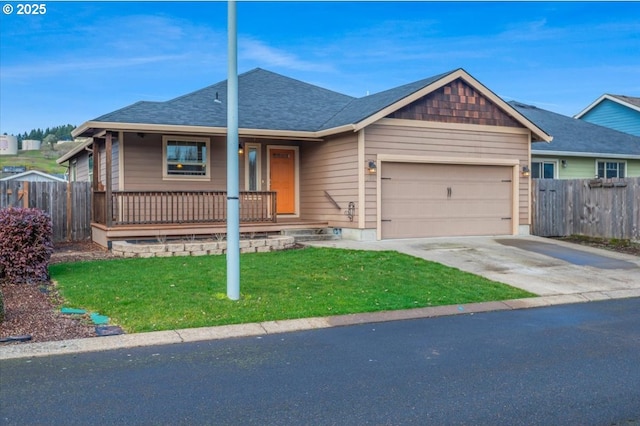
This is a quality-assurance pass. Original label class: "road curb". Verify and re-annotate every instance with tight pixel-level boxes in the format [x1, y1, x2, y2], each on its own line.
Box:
[2, 291, 639, 361]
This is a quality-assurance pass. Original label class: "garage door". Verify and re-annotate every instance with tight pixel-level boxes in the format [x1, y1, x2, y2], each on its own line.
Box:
[381, 162, 513, 239]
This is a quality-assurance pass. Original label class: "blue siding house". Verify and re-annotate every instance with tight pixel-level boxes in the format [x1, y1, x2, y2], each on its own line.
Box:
[575, 94, 640, 137]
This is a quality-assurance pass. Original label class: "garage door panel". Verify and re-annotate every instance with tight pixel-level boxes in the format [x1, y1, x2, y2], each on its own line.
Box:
[382, 199, 510, 217]
[381, 162, 513, 239]
[383, 217, 511, 239]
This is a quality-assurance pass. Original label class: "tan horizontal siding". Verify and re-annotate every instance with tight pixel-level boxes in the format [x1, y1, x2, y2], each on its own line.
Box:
[76, 155, 89, 182]
[365, 122, 530, 229]
[121, 133, 227, 191]
[300, 133, 359, 227]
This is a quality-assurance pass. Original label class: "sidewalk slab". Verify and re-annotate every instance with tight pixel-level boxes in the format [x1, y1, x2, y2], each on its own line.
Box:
[260, 318, 332, 334]
[176, 323, 266, 343]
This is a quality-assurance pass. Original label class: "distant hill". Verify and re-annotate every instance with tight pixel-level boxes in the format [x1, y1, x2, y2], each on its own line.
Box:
[0, 142, 83, 176]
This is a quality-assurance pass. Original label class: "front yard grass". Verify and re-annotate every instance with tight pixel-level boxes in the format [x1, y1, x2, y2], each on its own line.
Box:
[50, 247, 533, 333]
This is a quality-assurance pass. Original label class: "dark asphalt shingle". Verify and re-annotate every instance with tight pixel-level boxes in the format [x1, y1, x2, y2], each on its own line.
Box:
[92, 68, 458, 132]
[510, 101, 640, 157]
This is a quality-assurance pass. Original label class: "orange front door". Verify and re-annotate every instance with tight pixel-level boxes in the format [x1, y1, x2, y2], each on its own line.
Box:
[270, 148, 296, 214]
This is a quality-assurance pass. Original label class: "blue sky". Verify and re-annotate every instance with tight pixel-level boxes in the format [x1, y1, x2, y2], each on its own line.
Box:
[1, 1, 639, 137]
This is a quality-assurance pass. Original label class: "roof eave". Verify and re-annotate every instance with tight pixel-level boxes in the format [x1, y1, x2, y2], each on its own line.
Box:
[531, 149, 640, 160]
[56, 139, 93, 164]
[67, 121, 336, 152]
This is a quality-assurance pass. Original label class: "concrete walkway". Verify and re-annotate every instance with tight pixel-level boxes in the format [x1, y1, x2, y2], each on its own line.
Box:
[2, 235, 639, 361]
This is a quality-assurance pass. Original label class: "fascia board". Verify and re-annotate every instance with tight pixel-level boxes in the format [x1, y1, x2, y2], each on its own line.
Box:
[70, 121, 329, 143]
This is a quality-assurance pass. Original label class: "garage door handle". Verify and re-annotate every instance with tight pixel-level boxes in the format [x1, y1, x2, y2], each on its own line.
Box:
[501, 217, 512, 220]
[382, 219, 392, 222]
[447, 187, 452, 198]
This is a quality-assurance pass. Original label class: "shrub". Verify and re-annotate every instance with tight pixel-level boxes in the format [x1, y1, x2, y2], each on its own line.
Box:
[0, 207, 54, 284]
[0, 288, 4, 323]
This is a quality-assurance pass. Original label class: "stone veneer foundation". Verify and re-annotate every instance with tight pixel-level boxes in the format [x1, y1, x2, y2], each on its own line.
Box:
[111, 236, 296, 258]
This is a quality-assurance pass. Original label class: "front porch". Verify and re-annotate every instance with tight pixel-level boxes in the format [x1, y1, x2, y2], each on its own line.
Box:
[91, 190, 329, 248]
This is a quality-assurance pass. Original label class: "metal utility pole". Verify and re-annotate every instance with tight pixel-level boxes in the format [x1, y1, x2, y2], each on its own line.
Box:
[226, 0, 240, 300]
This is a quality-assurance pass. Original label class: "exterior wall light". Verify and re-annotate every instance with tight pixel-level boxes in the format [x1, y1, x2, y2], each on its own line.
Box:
[367, 160, 377, 174]
[522, 166, 530, 177]
[238, 144, 244, 155]
[561, 160, 568, 168]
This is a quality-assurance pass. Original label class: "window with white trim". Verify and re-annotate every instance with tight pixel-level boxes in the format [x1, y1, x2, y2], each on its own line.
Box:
[531, 161, 556, 179]
[163, 136, 209, 178]
[596, 160, 625, 178]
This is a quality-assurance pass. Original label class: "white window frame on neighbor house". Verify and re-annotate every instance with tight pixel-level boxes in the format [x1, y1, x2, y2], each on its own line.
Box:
[244, 142, 262, 191]
[162, 136, 210, 180]
[596, 159, 626, 178]
[531, 159, 557, 179]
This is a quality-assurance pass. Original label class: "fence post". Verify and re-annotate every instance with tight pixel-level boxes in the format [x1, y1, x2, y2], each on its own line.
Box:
[19, 181, 29, 208]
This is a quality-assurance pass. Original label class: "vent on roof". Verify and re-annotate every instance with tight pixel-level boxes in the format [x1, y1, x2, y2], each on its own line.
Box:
[214, 92, 222, 104]
[512, 101, 536, 109]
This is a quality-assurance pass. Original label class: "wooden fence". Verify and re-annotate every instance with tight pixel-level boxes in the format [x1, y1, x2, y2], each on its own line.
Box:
[0, 181, 92, 242]
[531, 177, 640, 240]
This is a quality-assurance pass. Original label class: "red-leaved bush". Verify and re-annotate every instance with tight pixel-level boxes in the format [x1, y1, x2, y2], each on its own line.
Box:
[0, 207, 54, 284]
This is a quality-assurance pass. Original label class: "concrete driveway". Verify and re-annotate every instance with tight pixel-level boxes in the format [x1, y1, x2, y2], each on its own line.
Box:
[306, 235, 640, 297]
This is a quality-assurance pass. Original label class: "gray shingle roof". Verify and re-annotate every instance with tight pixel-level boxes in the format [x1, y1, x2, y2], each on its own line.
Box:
[510, 101, 640, 157]
[96, 68, 354, 131]
[92, 68, 457, 132]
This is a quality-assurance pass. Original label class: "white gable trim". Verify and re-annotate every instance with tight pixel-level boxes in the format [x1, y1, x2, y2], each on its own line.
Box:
[0, 170, 67, 182]
[575, 94, 640, 119]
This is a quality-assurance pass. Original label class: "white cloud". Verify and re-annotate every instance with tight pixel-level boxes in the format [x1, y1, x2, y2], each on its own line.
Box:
[239, 37, 334, 72]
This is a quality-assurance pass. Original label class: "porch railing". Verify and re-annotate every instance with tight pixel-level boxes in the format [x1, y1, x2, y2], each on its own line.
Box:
[93, 191, 277, 226]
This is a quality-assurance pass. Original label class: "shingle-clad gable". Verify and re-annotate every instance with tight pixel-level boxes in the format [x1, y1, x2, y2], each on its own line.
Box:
[389, 79, 522, 128]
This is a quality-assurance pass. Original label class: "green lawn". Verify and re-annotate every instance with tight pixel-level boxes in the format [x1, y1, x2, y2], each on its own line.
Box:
[50, 247, 533, 333]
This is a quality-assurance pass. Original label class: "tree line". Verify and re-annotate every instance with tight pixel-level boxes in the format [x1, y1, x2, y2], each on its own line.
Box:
[11, 124, 76, 144]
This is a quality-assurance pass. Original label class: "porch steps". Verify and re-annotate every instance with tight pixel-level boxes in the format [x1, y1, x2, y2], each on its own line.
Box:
[282, 228, 341, 243]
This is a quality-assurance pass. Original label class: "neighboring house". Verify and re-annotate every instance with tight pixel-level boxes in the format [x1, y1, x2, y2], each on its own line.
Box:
[510, 101, 640, 179]
[574, 94, 640, 137]
[0, 170, 67, 183]
[58, 68, 551, 247]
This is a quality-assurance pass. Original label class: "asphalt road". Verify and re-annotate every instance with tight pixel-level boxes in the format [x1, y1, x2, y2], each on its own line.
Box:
[1, 298, 639, 425]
